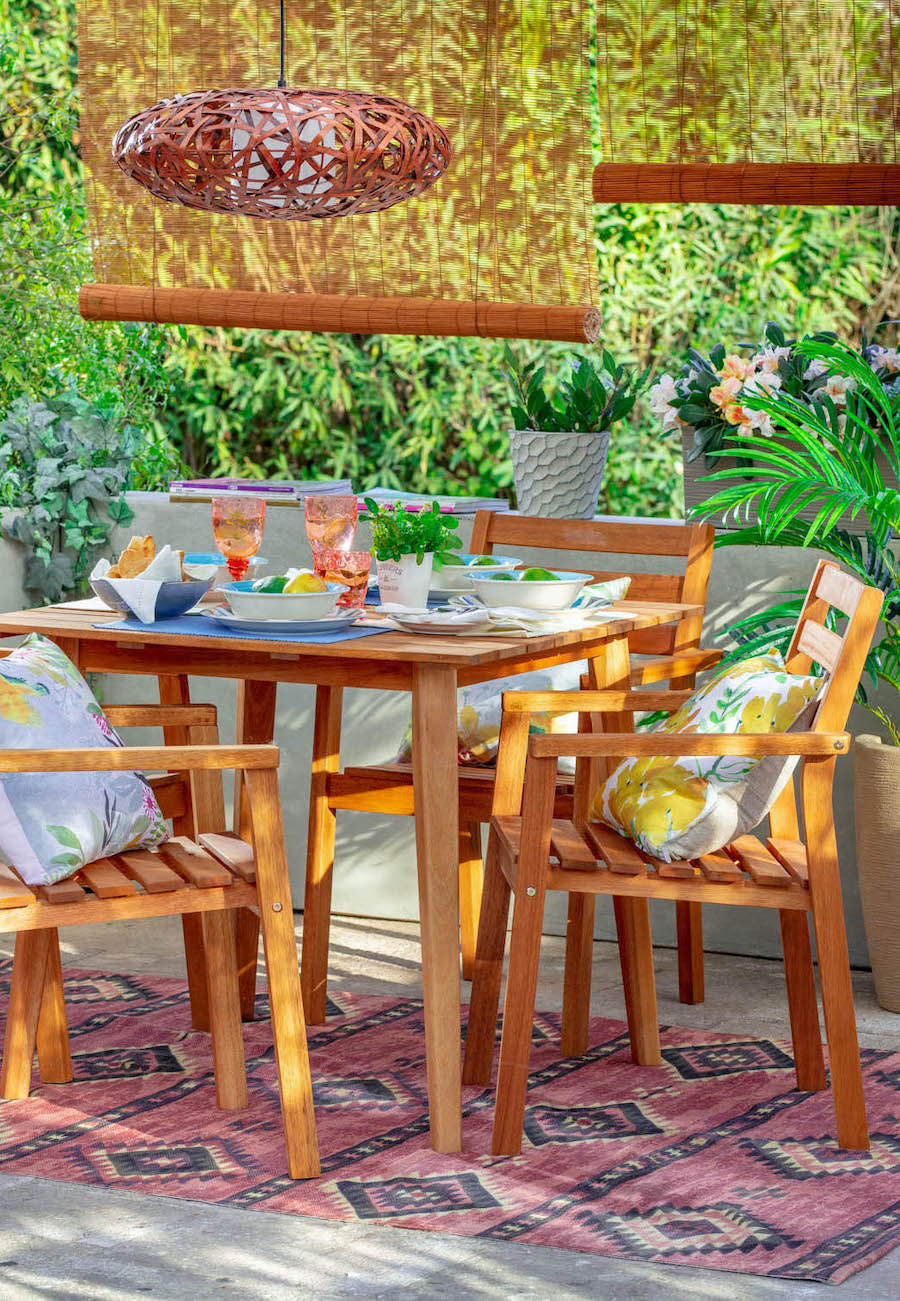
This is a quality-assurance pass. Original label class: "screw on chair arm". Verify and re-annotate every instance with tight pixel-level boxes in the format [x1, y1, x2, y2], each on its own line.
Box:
[527, 731, 850, 759]
[501, 689, 693, 717]
[629, 647, 725, 686]
[0, 744, 280, 772]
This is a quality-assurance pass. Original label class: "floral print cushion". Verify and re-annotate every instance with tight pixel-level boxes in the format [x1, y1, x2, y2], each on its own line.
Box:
[394, 663, 588, 770]
[590, 651, 824, 862]
[0, 635, 168, 885]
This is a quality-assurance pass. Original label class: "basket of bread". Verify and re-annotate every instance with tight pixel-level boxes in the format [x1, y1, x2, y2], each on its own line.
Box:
[90, 537, 218, 623]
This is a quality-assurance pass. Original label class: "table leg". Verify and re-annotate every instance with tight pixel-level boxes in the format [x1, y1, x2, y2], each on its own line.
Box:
[300, 685, 343, 1024]
[411, 664, 462, 1153]
[235, 680, 277, 1021]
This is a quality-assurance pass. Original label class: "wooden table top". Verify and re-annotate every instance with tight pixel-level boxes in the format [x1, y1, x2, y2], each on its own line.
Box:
[0, 600, 701, 669]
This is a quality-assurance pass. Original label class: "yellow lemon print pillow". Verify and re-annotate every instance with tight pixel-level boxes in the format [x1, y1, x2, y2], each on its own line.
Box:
[591, 651, 824, 862]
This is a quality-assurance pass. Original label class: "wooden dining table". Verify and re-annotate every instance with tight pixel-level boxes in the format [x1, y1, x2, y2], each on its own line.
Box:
[0, 597, 699, 1153]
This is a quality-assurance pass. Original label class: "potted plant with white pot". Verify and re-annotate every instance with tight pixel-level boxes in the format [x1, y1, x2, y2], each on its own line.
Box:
[504, 345, 643, 519]
[362, 498, 462, 608]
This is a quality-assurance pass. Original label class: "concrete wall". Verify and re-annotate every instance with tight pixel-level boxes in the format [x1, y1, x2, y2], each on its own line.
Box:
[0, 492, 884, 966]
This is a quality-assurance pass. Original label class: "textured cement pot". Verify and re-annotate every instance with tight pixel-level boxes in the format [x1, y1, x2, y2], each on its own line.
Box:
[509, 429, 611, 519]
[854, 734, 900, 1012]
[376, 552, 434, 608]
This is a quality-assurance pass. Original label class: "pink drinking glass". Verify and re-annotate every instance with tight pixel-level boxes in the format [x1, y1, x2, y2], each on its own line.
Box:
[212, 496, 266, 581]
[304, 495, 359, 565]
[317, 548, 372, 608]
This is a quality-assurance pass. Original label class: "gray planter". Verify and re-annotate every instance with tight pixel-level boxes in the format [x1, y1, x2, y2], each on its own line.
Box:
[854, 734, 900, 1013]
[509, 428, 610, 520]
[682, 431, 898, 533]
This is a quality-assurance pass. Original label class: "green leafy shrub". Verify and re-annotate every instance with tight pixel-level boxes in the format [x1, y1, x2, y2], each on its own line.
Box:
[504, 344, 644, 435]
[0, 392, 141, 601]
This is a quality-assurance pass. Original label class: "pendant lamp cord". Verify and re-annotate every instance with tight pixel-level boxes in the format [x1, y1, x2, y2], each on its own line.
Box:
[277, 0, 286, 88]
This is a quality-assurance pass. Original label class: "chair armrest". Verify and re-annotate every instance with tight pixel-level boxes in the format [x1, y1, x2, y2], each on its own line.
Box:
[629, 647, 725, 687]
[104, 704, 218, 729]
[528, 731, 849, 758]
[0, 744, 279, 772]
[501, 689, 693, 716]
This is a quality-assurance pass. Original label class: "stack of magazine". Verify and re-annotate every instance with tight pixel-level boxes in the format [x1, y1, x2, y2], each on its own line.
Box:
[169, 479, 509, 514]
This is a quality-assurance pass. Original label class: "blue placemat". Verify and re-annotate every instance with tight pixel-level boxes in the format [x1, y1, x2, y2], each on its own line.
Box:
[96, 615, 393, 645]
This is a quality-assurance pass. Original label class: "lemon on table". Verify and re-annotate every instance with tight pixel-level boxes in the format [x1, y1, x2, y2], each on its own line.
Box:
[284, 572, 328, 594]
[520, 567, 559, 581]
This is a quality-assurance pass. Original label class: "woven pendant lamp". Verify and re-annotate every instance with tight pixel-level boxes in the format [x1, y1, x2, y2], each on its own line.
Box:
[112, 1, 450, 220]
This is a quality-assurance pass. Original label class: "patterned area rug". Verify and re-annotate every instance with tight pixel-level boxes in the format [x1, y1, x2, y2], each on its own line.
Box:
[1, 963, 899, 1284]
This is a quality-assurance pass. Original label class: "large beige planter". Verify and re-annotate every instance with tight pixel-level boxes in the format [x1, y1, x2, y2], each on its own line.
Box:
[509, 428, 610, 519]
[854, 734, 900, 1012]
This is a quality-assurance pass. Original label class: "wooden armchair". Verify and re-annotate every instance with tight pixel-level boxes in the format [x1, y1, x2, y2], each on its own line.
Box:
[0, 702, 319, 1180]
[462, 560, 883, 1156]
[314, 511, 718, 1023]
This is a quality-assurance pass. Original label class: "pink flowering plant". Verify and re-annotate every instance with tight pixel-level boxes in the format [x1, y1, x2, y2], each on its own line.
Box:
[650, 322, 900, 467]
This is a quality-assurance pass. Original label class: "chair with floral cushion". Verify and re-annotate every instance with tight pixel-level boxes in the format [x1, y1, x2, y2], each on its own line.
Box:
[463, 560, 882, 1156]
[0, 636, 318, 1180]
[315, 511, 718, 1029]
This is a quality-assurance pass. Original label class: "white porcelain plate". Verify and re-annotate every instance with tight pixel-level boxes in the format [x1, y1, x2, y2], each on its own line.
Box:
[200, 608, 363, 636]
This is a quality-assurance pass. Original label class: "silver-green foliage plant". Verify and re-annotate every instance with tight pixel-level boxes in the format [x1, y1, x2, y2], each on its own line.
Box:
[0, 391, 141, 602]
[692, 337, 900, 741]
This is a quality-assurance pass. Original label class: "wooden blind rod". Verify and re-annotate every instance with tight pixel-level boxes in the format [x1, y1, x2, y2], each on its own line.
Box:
[79, 286, 601, 344]
[593, 162, 900, 205]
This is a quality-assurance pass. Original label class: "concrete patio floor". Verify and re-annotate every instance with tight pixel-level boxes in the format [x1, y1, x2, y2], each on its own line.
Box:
[1, 916, 898, 1300]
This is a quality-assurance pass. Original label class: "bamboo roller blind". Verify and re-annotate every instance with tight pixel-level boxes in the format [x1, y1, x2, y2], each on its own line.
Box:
[77, 0, 599, 341]
[594, 0, 900, 203]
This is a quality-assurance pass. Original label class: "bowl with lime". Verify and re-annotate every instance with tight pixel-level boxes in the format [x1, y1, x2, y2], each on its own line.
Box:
[429, 553, 522, 593]
[469, 567, 592, 611]
[220, 570, 340, 620]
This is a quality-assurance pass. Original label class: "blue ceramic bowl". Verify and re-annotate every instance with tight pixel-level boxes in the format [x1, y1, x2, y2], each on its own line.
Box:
[91, 575, 217, 621]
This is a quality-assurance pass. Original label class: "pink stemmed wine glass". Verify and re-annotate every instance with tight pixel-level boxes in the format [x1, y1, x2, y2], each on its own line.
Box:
[212, 496, 266, 582]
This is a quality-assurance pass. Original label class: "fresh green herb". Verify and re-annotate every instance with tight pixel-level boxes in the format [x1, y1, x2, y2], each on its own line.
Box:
[361, 499, 462, 568]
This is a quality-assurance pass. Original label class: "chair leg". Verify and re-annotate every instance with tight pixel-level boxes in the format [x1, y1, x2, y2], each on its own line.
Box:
[780, 910, 826, 1092]
[248, 766, 320, 1179]
[1, 929, 52, 1100]
[614, 896, 662, 1066]
[201, 909, 248, 1110]
[492, 877, 546, 1156]
[458, 821, 484, 982]
[560, 893, 595, 1057]
[182, 914, 210, 1031]
[36, 930, 72, 1084]
[462, 833, 511, 1086]
[805, 760, 869, 1150]
[676, 901, 705, 1004]
[300, 684, 343, 1025]
[236, 910, 261, 1022]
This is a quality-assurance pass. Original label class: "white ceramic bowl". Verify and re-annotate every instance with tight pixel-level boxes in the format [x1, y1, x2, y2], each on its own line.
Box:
[220, 579, 339, 621]
[431, 553, 522, 592]
[469, 570, 592, 611]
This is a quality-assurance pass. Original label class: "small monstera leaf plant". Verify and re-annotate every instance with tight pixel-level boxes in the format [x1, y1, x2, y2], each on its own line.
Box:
[0, 390, 141, 603]
[692, 336, 900, 741]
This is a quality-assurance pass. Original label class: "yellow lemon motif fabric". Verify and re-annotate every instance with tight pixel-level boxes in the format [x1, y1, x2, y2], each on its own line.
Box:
[591, 651, 824, 862]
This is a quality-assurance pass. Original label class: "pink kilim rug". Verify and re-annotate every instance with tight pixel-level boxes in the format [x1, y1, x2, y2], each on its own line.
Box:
[1, 962, 899, 1284]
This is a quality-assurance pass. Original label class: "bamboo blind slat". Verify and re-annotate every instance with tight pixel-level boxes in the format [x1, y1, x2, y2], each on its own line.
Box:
[593, 163, 900, 206]
[78, 285, 601, 344]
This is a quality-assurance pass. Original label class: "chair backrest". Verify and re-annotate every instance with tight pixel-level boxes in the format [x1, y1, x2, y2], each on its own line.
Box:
[469, 511, 715, 656]
[786, 560, 884, 734]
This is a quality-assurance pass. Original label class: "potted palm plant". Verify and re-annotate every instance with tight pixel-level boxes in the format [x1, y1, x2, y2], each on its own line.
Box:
[690, 336, 900, 1011]
[362, 498, 462, 608]
[504, 346, 642, 519]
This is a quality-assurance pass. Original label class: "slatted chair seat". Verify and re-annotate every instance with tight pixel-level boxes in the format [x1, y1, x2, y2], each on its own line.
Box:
[463, 560, 884, 1157]
[0, 702, 319, 1181]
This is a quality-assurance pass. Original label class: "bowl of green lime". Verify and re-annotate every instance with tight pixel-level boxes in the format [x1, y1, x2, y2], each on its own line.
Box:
[430, 553, 522, 593]
[469, 567, 592, 611]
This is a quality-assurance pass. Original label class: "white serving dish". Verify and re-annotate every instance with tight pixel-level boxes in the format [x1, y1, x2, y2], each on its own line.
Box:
[220, 579, 340, 620]
[430, 553, 522, 593]
[469, 570, 592, 611]
[201, 607, 360, 635]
